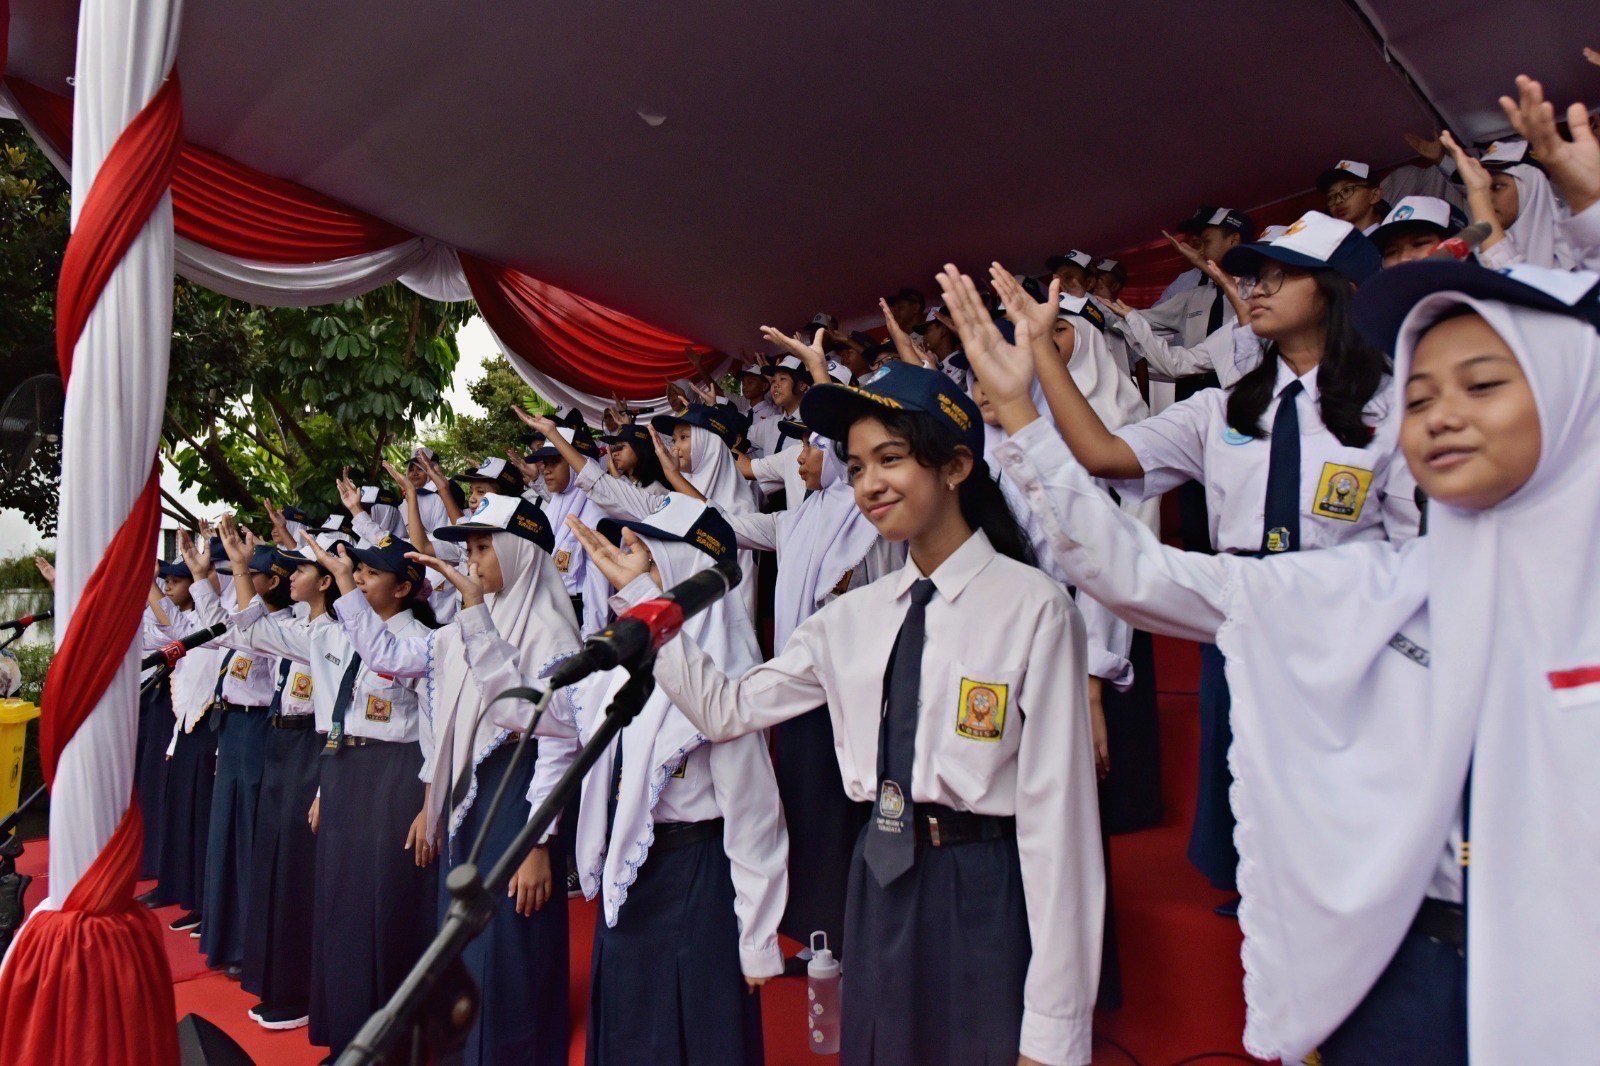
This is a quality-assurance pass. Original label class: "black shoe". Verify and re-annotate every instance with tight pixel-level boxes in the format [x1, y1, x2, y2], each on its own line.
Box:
[250, 1004, 309, 1031]
[565, 868, 582, 899]
[1213, 894, 1242, 919]
[168, 910, 201, 932]
[224, 964, 243, 981]
[135, 889, 161, 907]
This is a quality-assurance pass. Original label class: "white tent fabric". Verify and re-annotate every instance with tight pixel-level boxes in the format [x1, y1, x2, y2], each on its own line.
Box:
[45, 0, 181, 904]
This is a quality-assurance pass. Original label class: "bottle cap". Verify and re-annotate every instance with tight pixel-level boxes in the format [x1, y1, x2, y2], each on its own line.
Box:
[807, 930, 840, 978]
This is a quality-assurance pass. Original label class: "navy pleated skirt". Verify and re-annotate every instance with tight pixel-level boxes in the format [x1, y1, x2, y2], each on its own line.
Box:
[1188, 644, 1238, 890]
[241, 720, 322, 1007]
[445, 741, 569, 1066]
[135, 682, 173, 881]
[772, 705, 870, 954]
[309, 740, 437, 1057]
[155, 722, 217, 912]
[1098, 630, 1163, 835]
[201, 703, 271, 968]
[841, 826, 1031, 1065]
[586, 827, 763, 1066]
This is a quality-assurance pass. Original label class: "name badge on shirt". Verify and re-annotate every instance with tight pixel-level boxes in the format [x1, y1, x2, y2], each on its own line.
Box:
[829, 568, 856, 597]
[290, 672, 313, 700]
[1312, 462, 1374, 522]
[955, 677, 1009, 742]
[229, 656, 253, 681]
[554, 549, 572, 573]
[364, 695, 393, 723]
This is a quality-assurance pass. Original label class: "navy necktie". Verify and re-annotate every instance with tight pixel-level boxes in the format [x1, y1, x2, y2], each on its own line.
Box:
[1204, 280, 1225, 335]
[863, 578, 937, 887]
[323, 651, 363, 754]
[266, 657, 293, 717]
[1261, 379, 1305, 555]
[207, 651, 235, 733]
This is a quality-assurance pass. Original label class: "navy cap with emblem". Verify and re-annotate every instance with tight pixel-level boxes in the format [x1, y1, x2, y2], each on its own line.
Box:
[348, 534, 426, 590]
[597, 493, 739, 567]
[433, 493, 556, 553]
[601, 423, 652, 453]
[651, 403, 741, 448]
[456, 457, 525, 495]
[157, 558, 190, 580]
[1222, 210, 1381, 286]
[527, 426, 602, 464]
[800, 360, 985, 456]
[1352, 261, 1600, 354]
[1177, 205, 1254, 239]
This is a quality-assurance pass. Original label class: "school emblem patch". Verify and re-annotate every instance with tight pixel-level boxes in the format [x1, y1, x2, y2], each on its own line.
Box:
[955, 677, 1008, 741]
[364, 695, 393, 723]
[1312, 462, 1374, 522]
[290, 672, 313, 700]
[554, 549, 571, 573]
[877, 779, 906, 820]
[229, 656, 253, 681]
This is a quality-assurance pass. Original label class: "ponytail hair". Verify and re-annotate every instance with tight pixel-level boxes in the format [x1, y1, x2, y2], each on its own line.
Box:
[833, 409, 1037, 567]
[627, 441, 670, 490]
[260, 573, 294, 611]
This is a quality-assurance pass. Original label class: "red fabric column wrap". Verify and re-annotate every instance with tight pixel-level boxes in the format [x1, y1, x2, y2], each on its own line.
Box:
[0, 73, 181, 1066]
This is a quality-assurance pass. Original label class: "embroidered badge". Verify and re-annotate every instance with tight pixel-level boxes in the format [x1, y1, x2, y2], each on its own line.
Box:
[955, 678, 1008, 741]
[1264, 526, 1292, 553]
[290, 672, 313, 700]
[364, 695, 393, 723]
[554, 549, 572, 573]
[229, 656, 253, 681]
[1221, 426, 1253, 446]
[1312, 462, 1374, 522]
[876, 780, 906, 821]
[376, 534, 393, 548]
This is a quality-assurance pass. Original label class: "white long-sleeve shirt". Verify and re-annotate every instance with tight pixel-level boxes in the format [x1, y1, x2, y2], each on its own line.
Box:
[649, 531, 1103, 1065]
[192, 580, 285, 707]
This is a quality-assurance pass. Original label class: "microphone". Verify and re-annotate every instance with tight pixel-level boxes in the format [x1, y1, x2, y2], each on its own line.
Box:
[0, 610, 52, 634]
[141, 623, 226, 671]
[1427, 221, 1493, 261]
[548, 558, 743, 689]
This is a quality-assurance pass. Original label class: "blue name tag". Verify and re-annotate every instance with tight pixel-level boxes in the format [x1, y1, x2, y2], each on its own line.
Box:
[1222, 427, 1253, 446]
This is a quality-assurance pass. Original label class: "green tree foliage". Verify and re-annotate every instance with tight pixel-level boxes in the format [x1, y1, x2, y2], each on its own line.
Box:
[420, 356, 552, 473]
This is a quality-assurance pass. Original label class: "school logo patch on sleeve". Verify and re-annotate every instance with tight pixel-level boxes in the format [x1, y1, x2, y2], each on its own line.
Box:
[364, 695, 393, 723]
[955, 678, 1008, 741]
[1312, 462, 1374, 522]
[290, 672, 313, 700]
[229, 656, 253, 681]
[554, 549, 572, 573]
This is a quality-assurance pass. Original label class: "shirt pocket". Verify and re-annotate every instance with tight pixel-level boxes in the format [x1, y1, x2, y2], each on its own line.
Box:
[932, 658, 1025, 802]
[360, 676, 411, 728]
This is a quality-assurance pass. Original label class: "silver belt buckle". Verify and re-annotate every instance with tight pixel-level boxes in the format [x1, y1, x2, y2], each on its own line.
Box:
[927, 815, 941, 847]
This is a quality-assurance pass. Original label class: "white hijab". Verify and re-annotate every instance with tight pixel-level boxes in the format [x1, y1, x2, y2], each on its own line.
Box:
[686, 425, 759, 513]
[1220, 294, 1600, 1063]
[566, 527, 761, 927]
[1067, 317, 1148, 431]
[424, 532, 580, 839]
[1504, 163, 1578, 270]
[771, 436, 882, 649]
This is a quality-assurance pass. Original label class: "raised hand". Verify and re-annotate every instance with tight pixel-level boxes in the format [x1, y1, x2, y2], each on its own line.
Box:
[648, 424, 681, 474]
[505, 448, 540, 483]
[1499, 74, 1600, 215]
[405, 550, 484, 608]
[177, 530, 210, 579]
[566, 517, 658, 592]
[302, 531, 355, 588]
[1441, 130, 1492, 194]
[1163, 229, 1209, 269]
[936, 263, 1040, 415]
[336, 468, 364, 514]
[518, 407, 561, 442]
[758, 324, 827, 371]
[263, 498, 296, 549]
[989, 264, 1061, 337]
[33, 555, 55, 588]
[875, 298, 929, 367]
[381, 459, 417, 500]
[1404, 131, 1445, 165]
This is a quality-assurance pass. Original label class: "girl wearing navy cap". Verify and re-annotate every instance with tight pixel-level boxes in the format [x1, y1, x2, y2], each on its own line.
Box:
[998, 219, 1422, 908]
[206, 519, 343, 1031]
[580, 366, 1103, 1066]
[308, 494, 580, 1066]
[967, 258, 1600, 1063]
[556, 495, 787, 1066]
[135, 561, 195, 884]
[219, 525, 438, 1058]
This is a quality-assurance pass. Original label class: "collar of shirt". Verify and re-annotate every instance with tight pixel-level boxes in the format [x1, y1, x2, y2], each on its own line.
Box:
[382, 608, 417, 633]
[1272, 358, 1321, 406]
[888, 529, 995, 603]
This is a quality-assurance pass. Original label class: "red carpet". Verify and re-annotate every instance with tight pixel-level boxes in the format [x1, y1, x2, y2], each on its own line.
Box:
[12, 636, 1254, 1064]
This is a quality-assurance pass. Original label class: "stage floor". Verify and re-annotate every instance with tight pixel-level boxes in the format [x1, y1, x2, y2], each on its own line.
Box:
[17, 637, 1252, 1065]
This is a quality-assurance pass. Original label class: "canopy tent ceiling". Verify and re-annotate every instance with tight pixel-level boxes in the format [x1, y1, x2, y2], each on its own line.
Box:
[5, 0, 1595, 354]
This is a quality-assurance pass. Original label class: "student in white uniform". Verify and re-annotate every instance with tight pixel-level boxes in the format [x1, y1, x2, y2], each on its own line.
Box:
[747, 355, 809, 458]
[185, 541, 293, 976]
[1495, 74, 1600, 273]
[226, 532, 439, 1059]
[340, 467, 465, 625]
[598, 423, 671, 495]
[405, 446, 463, 534]
[210, 519, 346, 1032]
[580, 363, 1102, 1066]
[137, 560, 192, 883]
[523, 428, 614, 635]
[551, 495, 786, 1066]
[1455, 138, 1580, 271]
[1319, 160, 1388, 235]
[963, 256, 1600, 1065]
[1371, 195, 1467, 268]
[312, 495, 579, 1066]
[965, 219, 1418, 910]
[457, 457, 527, 514]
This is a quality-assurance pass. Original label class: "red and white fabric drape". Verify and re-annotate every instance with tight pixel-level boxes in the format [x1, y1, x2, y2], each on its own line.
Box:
[2, 75, 720, 416]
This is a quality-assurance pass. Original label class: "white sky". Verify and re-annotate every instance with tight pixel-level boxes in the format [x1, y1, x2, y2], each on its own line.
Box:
[0, 316, 496, 556]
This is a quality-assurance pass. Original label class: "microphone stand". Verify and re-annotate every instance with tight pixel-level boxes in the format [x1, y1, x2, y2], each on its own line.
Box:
[337, 656, 658, 1066]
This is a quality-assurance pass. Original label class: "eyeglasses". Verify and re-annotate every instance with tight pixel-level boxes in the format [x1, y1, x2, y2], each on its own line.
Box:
[1325, 184, 1372, 206]
[1242, 264, 1306, 298]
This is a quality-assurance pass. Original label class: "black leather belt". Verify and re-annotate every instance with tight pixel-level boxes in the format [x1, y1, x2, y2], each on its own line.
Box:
[324, 733, 403, 750]
[914, 804, 1017, 848]
[652, 818, 723, 852]
[221, 701, 268, 714]
[1410, 897, 1465, 949]
[270, 714, 314, 730]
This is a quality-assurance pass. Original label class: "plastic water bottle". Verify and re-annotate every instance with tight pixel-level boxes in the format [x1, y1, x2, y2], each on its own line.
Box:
[806, 930, 841, 1054]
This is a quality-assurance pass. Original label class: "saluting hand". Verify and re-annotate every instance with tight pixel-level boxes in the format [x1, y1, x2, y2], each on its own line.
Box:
[177, 530, 210, 580]
[505, 448, 540, 483]
[648, 424, 681, 474]
[988, 265, 1060, 338]
[566, 517, 658, 592]
[405, 551, 483, 609]
[335, 468, 364, 515]
[302, 531, 356, 593]
[1163, 229, 1209, 270]
[217, 514, 253, 569]
[33, 555, 55, 589]
[878, 300, 933, 368]
[936, 263, 1041, 422]
[381, 459, 416, 500]
[263, 498, 295, 549]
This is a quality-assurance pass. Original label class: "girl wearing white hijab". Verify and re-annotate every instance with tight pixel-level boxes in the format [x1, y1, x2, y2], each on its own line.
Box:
[725, 427, 905, 952]
[546, 495, 786, 1066]
[311, 494, 581, 1066]
[955, 257, 1600, 1063]
[1482, 159, 1579, 270]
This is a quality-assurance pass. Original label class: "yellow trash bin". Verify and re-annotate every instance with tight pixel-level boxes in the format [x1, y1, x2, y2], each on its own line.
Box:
[0, 699, 41, 824]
